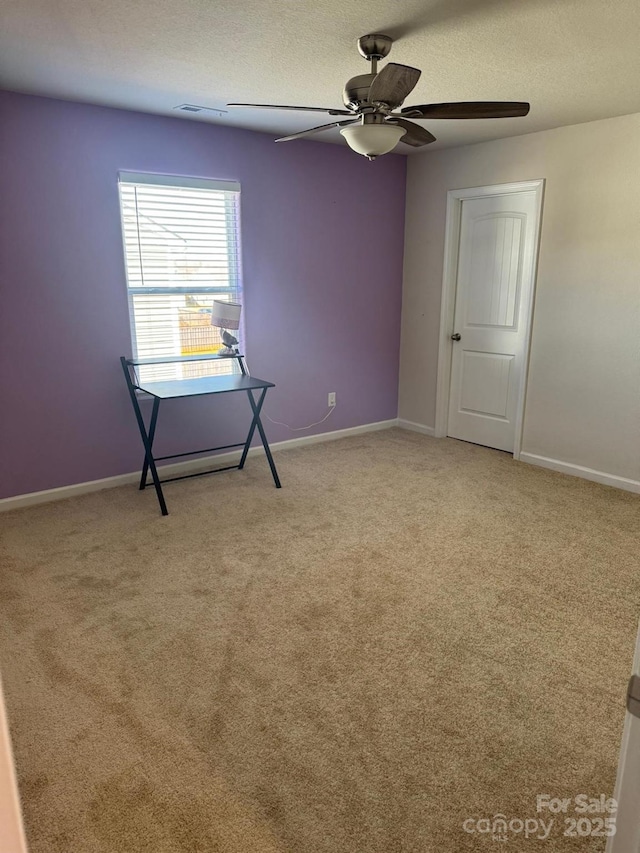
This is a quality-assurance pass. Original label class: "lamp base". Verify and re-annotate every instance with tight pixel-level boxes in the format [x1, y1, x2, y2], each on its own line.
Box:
[218, 345, 239, 356]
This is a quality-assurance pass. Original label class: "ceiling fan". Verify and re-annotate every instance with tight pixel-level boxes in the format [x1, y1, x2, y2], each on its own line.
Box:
[228, 33, 530, 160]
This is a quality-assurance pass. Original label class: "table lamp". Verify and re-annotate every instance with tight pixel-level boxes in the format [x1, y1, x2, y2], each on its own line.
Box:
[211, 300, 242, 355]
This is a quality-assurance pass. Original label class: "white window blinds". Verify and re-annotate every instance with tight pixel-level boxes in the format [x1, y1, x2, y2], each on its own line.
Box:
[118, 173, 241, 382]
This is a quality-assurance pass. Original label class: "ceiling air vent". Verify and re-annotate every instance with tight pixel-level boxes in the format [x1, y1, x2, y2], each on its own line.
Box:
[174, 104, 227, 117]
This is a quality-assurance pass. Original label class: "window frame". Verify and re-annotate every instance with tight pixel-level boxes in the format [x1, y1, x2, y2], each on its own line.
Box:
[117, 171, 243, 372]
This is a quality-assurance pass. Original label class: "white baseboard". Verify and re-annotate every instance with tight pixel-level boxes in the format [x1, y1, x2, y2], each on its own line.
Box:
[0, 419, 398, 513]
[519, 452, 640, 494]
[397, 419, 436, 437]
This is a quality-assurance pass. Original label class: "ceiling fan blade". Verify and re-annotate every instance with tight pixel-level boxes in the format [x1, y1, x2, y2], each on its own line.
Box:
[275, 119, 358, 143]
[401, 101, 530, 119]
[227, 103, 351, 116]
[389, 118, 436, 147]
[368, 63, 421, 108]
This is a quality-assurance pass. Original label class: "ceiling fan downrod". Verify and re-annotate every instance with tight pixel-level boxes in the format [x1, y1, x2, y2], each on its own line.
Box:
[357, 33, 393, 75]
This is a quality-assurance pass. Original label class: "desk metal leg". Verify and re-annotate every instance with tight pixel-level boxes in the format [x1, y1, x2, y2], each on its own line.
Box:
[120, 358, 168, 516]
[252, 398, 282, 489]
[238, 388, 264, 469]
[139, 397, 160, 491]
[238, 388, 281, 488]
[133, 398, 168, 515]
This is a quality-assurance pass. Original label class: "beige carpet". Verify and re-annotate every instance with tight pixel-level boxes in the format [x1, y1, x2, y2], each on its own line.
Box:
[0, 429, 639, 852]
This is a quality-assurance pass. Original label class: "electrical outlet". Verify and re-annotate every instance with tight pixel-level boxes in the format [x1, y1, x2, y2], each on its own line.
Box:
[328, 392, 336, 408]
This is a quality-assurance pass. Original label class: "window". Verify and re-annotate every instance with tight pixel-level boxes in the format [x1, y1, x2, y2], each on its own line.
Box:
[118, 173, 242, 382]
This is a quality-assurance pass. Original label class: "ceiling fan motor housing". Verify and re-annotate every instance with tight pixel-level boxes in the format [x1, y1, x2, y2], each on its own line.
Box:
[343, 73, 376, 110]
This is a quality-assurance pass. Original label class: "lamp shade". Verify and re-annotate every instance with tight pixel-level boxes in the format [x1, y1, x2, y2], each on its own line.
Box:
[340, 124, 406, 159]
[211, 300, 242, 330]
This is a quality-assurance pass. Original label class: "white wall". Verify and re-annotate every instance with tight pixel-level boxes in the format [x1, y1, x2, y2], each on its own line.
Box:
[0, 677, 28, 853]
[399, 112, 640, 487]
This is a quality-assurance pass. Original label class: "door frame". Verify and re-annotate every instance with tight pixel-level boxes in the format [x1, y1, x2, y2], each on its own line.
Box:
[434, 179, 545, 459]
[607, 619, 640, 853]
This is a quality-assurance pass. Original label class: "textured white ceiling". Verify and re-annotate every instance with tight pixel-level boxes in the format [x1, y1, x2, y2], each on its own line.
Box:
[1, 0, 639, 152]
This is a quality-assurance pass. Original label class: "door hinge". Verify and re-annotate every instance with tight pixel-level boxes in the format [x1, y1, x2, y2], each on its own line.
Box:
[627, 675, 640, 719]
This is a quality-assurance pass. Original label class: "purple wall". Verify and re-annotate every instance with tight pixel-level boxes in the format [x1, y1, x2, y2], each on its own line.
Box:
[0, 92, 406, 499]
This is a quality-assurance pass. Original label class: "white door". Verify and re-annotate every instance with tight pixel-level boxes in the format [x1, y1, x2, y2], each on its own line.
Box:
[447, 191, 540, 452]
[607, 623, 640, 853]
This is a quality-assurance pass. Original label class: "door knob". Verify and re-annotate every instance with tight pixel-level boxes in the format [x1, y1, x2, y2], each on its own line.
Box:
[451, 333, 461, 341]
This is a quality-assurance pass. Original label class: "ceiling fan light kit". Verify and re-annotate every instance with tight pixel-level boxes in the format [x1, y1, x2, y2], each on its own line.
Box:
[228, 34, 530, 160]
[340, 122, 406, 159]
